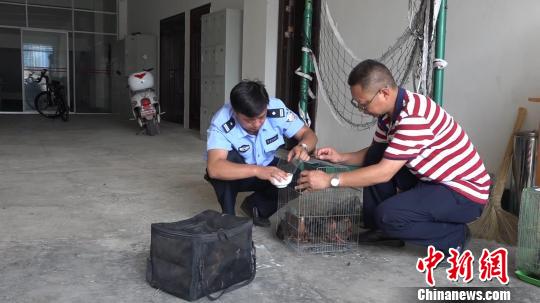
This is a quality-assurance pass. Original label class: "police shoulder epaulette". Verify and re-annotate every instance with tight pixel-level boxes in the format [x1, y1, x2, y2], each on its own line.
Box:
[221, 117, 235, 133]
[267, 108, 285, 118]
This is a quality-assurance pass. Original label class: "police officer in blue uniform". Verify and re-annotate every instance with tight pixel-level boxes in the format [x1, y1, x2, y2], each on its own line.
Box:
[206, 80, 318, 227]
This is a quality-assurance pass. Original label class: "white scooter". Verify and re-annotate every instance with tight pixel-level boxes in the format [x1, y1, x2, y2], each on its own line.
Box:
[128, 69, 161, 135]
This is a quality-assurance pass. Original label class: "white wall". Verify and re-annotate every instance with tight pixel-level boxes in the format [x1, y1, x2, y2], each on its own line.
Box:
[264, 1, 279, 96]
[128, 0, 244, 128]
[314, 0, 540, 173]
[443, 0, 540, 171]
[127, 0, 540, 173]
[241, 0, 279, 96]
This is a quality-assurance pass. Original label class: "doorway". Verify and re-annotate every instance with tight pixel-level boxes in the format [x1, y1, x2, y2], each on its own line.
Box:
[0, 28, 22, 112]
[160, 13, 185, 124]
[189, 3, 211, 130]
[276, 0, 320, 129]
[22, 29, 70, 113]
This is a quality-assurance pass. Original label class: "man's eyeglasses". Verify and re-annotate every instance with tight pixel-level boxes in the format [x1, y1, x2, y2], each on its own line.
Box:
[350, 89, 382, 111]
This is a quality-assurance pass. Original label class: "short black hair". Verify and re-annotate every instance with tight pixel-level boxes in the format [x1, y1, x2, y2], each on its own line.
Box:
[347, 59, 397, 91]
[230, 80, 269, 117]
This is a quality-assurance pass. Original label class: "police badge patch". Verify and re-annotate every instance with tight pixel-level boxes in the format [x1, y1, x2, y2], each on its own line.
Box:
[238, 145, 250, 153]
[221, 117, 235, 133]
[287, 110, 297, 122]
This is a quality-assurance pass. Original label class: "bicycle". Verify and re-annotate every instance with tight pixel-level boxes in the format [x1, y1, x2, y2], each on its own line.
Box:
[32, 69, 69, 121]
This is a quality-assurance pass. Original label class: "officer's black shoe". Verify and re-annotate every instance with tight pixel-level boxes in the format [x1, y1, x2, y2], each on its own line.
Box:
[240, 199, 271, 227]
[357, 229, 405, 247]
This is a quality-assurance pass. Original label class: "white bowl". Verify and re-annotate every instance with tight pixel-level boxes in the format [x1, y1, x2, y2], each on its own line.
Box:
[271, 173, 293, 188]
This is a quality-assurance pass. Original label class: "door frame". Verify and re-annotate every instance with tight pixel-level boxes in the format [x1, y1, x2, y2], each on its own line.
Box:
[21, 28, 70, 114]
[276, 0, 320, 129]
[189, 3, 211, 130]
[0, 27, 24, 113]
[160, 12, 185, 124]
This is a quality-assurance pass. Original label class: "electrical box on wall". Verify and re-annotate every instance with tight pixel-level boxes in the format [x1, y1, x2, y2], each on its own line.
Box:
[200, 9, 243, 140]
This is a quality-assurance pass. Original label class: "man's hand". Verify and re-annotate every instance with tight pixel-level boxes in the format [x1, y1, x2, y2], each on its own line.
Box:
[256, 166, 289, 182]
[315, 147, 343, 163]
[287, 145, 310, 162]
[295, 170, 331, 192]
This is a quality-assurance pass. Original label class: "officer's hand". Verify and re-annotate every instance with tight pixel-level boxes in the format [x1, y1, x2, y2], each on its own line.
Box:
[295, 170, 331, 192]
[315, 147, 342, 163]
[256, 166, 289, 182]
[287, 145, 310, 162]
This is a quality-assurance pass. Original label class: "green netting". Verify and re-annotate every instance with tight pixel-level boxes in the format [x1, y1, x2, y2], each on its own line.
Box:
[311, 0, 440, 130]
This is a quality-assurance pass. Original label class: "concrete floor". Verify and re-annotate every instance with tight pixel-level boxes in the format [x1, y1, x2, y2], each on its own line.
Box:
[0, 115, 538, 303]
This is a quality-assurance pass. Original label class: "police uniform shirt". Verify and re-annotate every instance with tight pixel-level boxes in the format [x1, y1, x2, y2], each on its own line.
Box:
[206, 98, 304, 166]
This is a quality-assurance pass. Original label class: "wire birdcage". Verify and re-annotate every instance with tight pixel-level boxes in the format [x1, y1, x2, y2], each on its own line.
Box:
[275, 158, 363, 254]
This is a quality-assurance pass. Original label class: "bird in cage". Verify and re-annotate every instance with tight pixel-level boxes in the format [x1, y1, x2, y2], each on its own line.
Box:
[324, 217, 353, 244]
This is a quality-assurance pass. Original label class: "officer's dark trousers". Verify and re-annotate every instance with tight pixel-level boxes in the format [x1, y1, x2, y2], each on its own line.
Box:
[363, 143, 484, 250]
[206, 150, 278, 218]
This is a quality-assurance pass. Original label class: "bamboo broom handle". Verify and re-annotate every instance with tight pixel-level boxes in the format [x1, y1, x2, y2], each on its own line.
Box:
[531, 98, 540, 186]
[491, 107, 527, 207]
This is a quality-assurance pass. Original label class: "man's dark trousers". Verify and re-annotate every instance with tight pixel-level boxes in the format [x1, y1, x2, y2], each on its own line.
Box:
[362, 143, 484, 250]
[206, 150, 278, 218]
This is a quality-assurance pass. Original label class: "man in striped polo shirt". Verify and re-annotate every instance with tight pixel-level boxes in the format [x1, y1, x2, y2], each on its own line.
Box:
[296, 59, 490, 254]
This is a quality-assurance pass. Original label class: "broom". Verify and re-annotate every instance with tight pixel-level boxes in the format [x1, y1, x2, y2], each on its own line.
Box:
[469, 107, 527, 245]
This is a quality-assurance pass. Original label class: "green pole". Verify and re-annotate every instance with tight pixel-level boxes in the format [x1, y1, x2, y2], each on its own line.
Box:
[433, 0, 447, 106]
[299, 0, 313, 125]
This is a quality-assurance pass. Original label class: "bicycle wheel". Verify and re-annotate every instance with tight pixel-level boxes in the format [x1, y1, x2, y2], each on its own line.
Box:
[34, 92, 59, 118]
[59, 97, 70, 122]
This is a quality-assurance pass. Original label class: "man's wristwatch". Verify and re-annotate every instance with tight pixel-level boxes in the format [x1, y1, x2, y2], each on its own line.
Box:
[330, 174, 340, 187]
[299, 143, 309, 152]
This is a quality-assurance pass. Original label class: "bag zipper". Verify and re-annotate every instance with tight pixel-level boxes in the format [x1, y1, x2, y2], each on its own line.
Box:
[152, 222, 251, 240]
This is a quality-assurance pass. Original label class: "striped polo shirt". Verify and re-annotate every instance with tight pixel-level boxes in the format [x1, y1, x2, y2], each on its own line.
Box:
[373, 88, 491, 204]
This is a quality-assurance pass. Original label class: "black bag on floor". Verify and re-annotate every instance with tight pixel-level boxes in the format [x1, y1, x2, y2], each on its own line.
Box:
[146, 210, 256, 301]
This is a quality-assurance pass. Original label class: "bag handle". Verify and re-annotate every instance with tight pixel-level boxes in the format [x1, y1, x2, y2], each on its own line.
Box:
[217, 228, 229, 241]
[201, 241, 257, 301]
